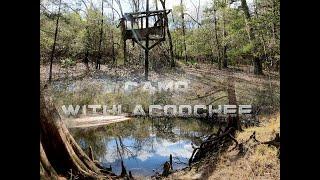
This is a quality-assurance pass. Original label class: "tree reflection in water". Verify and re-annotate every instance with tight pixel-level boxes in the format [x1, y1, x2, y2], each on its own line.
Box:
[70, 118, 217, 176]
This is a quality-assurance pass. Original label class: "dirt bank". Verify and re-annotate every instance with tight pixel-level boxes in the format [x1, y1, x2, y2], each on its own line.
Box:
[164, 113, 280, 180]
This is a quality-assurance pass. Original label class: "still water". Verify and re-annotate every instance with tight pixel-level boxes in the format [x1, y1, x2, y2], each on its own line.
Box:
[70, 118, 216, 177]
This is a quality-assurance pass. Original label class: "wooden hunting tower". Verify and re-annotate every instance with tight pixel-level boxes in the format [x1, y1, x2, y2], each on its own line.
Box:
[119, 0, 171, 80]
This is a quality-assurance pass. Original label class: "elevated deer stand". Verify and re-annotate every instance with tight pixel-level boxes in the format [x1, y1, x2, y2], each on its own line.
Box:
[119, 0, 171, 80]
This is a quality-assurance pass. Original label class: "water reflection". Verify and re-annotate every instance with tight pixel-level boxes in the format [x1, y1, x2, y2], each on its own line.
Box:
[70, 118, 216, 176]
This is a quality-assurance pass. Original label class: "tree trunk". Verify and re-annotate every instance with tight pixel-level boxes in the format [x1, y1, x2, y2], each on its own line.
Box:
[111, 0, 116, 66]
[145, 0, 150, 81]
[226, 73, 242, 132]
[180, 0, 187, 62]
[84, 50, 90, 71]
[116, 0, 126, 65]
[123, 39, 127, 65]
[155, 0, 158, 10]
[271, 0, 277, 45]
[159, 0, 175, 67]
[84, 24, 92, 70]
[40, 92, 115, 179]
[241, 0, 263, 75]
[223, 45, 228, 68]
[97, 0, 104, 70]
[120, 17, 127, 66]
[48, 0, 62, 83]
[222, 0, 228, 68]
[40, 141, 60, 179]
[213, 6, 221, 69]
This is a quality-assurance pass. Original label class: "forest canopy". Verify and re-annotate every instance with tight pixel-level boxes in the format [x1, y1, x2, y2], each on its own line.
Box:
[40, 0, 280, 75]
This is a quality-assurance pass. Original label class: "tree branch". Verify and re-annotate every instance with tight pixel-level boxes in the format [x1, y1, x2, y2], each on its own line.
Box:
[184, 12, 202, 26]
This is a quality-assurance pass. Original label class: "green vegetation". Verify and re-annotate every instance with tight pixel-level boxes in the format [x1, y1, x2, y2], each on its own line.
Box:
[40, 0, 280, 179]
[41, 0, 280, 75]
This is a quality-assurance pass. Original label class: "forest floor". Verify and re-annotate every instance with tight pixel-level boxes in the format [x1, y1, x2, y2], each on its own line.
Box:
[40, 62, 279, 87]
[40, 61, 280, 180]
[40, 61, 279, 107]
[165, 113, 280, 180]
[41, 62, 279, 116]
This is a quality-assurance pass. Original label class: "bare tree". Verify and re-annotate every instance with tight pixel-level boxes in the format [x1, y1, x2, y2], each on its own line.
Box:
[104, 0, 122, 66]
[189, 0, 201, 28]
[114, 0, 124, 16]
[129, 0, 140, 12]
[48, 0, 62, 83]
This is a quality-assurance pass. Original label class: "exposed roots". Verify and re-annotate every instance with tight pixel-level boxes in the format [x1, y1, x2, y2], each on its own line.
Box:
[40, 92, 119, 179]
[189, 126, 238, 166]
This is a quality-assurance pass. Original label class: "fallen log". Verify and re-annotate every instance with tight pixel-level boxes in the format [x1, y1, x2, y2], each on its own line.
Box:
[241, 131, 280, 158]
[245, 131, 280, 149]
[261, 133, 280, 149]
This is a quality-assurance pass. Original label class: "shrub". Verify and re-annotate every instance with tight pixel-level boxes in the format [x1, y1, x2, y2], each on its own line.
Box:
[60, 58, 76, 68]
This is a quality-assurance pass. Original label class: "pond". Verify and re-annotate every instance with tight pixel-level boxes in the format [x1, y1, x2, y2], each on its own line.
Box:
[70, 118, 217, 177]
